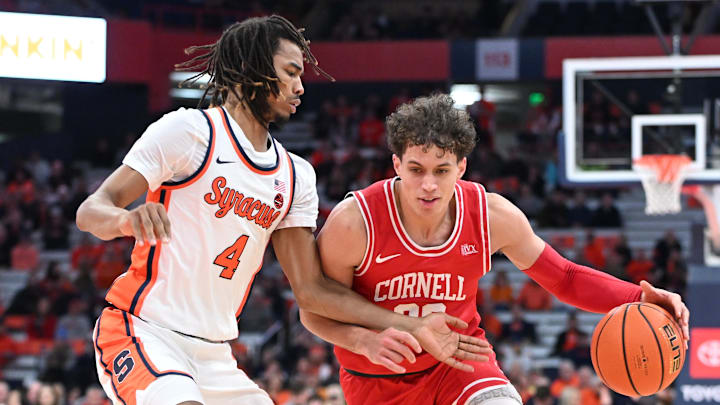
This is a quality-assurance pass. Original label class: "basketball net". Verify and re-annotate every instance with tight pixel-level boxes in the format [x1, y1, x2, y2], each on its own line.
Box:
[633, 155, 694, 215]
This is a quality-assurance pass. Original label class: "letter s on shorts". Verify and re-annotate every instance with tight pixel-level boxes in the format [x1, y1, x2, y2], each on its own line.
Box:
[113, 349, 136, 383]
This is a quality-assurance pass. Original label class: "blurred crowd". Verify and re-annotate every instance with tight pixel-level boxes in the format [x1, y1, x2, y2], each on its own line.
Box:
[0, 86, 688, 405]
[5, 0, 708, 40]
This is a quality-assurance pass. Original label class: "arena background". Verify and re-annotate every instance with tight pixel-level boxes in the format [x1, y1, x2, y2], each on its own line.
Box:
[0, 1, 719, 404]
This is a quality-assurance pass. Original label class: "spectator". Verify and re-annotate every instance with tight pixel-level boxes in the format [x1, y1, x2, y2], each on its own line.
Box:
[567, 192, 592, 228]
[489, 270, 514, 310]
[0, 223, 12, 266]
[515, 184, 543, 219]
[553, 312, 589, 358]
[502, 304, 538, 344]
[478, 301, 503, 342]
[43, 206, 69, 250]
[357, 108, 384, 147]
[626, 248, 654, 284]
[10, 233, 39, 271]
[516, 278, 553, 311]
[537, 190, 569, 228]
[323, 383, 345, 405]
[550, 360, 580, 398]
[654, 230, 682, 269]
[499, 341, 533, 375]
[591, 193, 623, 228]
[26, 296, 57, 339]
[71, 234, 100, 271]
[77, 386, 110, 405]
[55, 299, 91, 341]
[577, 366, 601, 405]
[614, 235, 632, 267]
[37, 383, 61, 405]
[527, 385, 557, 405]
[558, 386, 581, 405]
[582, 232, 606, 269]
[466, 85, 496, 149]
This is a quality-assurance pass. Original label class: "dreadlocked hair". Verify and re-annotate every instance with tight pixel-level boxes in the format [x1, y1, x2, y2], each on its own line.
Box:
[175, 15, 333, 127]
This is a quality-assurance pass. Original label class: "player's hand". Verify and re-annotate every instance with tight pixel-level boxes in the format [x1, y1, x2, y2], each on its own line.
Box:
[356, 328, 422, 374]
[640, 280, 689, 348]
[410, 313, 492, 373]
[118, 202, 171, 246]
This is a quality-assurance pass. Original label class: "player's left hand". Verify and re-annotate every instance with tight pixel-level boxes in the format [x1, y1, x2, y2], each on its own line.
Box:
[410, 313, 493, 373]
[640, 280, 690, 348]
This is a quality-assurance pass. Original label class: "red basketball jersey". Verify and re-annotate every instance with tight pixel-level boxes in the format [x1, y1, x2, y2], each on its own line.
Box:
[335, 177, 492, 375]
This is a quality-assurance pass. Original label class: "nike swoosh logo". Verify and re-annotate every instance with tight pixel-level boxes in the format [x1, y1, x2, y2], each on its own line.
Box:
[375, 253, 401, 264]
[216, 157, 238, 164]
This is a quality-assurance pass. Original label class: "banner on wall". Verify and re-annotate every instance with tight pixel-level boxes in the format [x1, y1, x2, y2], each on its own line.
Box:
[475, 39, 518, 81]
[0, 12, 106, 82]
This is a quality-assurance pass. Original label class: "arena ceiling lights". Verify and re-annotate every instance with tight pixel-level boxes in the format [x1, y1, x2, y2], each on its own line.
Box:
[0, 12, 106, 83]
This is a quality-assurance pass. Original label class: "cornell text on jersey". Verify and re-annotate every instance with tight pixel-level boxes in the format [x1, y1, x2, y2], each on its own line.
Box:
[374, 272, 467, 302]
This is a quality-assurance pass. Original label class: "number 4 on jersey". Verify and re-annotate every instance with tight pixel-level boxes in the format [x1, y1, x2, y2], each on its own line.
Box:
[213, 235, 249, 279]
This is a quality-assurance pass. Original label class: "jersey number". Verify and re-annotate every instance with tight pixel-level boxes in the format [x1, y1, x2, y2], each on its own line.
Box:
[393, 303, 447, 317]
[214, 235, 249, 279]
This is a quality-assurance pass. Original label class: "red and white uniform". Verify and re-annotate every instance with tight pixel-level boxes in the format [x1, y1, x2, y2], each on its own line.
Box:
[93, 106, 317, 405]
[337, 177, 519, 405]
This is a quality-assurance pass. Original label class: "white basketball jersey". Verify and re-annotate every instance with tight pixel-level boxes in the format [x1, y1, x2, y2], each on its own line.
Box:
[106, 107, 302, 341]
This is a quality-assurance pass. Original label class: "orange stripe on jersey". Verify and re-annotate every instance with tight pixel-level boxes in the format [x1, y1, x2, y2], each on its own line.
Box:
[94, 308, 193, 405]
[219, 107, 281, 175]
[105, 190, 171, 315]
[162, 108, 217, 190]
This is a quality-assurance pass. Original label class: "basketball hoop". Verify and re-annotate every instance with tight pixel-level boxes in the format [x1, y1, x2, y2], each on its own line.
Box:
[633, 155, 694, 215]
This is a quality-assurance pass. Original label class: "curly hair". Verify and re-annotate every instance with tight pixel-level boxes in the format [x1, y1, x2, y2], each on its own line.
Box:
[175, 15, 333, 127]
[386, 93, 477, 160]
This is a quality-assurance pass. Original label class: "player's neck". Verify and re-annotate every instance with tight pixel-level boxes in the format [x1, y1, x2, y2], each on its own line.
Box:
[394, 182, 455, 247]
[224, 101, 270, 152]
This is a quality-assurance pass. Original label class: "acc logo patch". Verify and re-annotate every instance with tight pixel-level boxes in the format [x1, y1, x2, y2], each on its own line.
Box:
[274, 193, 284, 209]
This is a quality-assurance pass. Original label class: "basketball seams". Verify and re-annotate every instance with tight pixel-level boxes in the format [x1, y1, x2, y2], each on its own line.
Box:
[637, 304, 665, 393]
[621, 304, 642, 396]
[592, 308, 617, 388]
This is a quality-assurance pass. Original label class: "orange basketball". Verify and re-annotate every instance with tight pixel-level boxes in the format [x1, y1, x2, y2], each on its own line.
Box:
[591, 302, 686, 397]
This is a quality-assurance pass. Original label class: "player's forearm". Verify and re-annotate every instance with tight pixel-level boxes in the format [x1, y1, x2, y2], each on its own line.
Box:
[523, 243, 642, 313]
[76, 193, 127, 240]
[299, 309, 372, 354]
[299, 276, 418, 332]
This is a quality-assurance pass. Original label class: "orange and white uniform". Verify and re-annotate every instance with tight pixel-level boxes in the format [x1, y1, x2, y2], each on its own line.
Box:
[93, 106, 317, 405]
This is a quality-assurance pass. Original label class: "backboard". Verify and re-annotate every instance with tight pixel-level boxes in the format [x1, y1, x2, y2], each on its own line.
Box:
[561, 55, 720, 185]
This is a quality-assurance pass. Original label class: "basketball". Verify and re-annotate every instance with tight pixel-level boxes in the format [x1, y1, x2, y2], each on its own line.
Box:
[591, 303, 686, 397]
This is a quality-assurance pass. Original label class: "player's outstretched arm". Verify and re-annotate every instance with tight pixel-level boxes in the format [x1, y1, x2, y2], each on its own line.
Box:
[488, 192, 689, 342]
[76, 165, 171, 244]
[300, 309, 424, 374]
[272, 198, 490, 372]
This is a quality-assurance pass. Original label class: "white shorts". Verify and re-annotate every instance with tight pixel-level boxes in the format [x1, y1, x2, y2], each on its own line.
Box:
[93, 307, 272, 405]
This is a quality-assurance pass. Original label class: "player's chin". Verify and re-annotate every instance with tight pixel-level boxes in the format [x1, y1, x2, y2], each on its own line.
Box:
[271, 110, 292, 128]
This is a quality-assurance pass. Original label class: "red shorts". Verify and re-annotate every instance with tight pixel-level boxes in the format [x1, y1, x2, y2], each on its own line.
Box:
[340, 357, 515, 405]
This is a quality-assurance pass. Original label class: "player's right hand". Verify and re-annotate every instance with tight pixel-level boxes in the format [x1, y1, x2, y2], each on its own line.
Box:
[357, 328, 422, 374]
[118, 202, 171, 246]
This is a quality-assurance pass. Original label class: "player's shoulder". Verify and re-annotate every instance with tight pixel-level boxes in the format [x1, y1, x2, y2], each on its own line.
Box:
[146, 107, 209, 139]
[323, 196, 366, 236]
[156, 107, 207, 127]
[284, 151, 317, 184]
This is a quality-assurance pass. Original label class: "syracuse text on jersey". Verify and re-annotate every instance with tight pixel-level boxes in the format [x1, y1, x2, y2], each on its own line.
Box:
[373, 272, 468, 302]
[203, 176, 283, 228]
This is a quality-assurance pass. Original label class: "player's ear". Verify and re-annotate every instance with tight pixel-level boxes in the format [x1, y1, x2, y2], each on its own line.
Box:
[392, 154, 402, 176]
[457, 157, 467, 179]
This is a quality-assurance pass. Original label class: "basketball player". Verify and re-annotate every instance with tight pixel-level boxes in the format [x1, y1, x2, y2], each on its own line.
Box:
[76, 18, 488, 405]
[301, 94, 690, 405]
